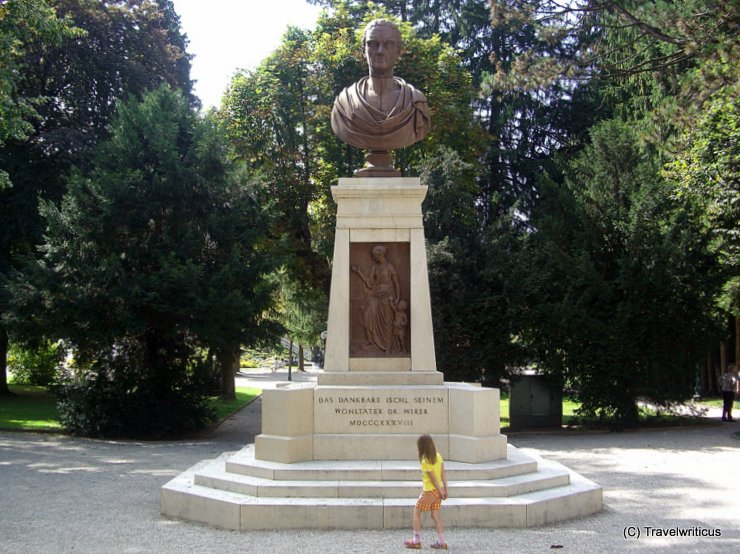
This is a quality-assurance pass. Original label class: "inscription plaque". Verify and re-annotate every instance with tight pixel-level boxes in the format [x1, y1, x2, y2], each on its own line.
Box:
[315, 388, 447, 434]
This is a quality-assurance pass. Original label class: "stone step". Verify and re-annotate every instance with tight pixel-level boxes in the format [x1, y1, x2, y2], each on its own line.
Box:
[194, 458, 570, 499]
[226, 443, 536, 482]
[161, 447, 602, 531]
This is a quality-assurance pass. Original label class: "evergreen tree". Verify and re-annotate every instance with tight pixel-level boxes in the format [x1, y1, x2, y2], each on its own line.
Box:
[514, 120, 723, 428]
[0, 0, 194, 394]
[422, 147, 524, 385]
[0, 0, 81, 394]
[7, 86, 277, 436]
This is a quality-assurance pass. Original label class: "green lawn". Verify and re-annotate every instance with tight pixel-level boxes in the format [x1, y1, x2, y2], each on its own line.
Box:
[0, 385, 61, 431]
[696, 397, 723, 408]
[499, 394, 579, 427]
[209, 387, 261, 422]
[0, 384, 261, 433]
[498, 395, 712, 429]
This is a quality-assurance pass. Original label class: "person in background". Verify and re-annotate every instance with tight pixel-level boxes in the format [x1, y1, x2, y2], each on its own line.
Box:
[720, 364, 738, 422]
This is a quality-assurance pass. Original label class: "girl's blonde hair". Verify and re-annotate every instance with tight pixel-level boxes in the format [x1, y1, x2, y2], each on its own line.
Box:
[417, 434, 437, 464]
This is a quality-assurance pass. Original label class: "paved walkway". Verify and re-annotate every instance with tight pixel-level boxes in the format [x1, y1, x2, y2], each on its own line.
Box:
[1, 369, 739, 553]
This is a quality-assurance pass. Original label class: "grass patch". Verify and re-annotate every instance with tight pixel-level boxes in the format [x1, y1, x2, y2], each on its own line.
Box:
[208, 387, 261, 422]
[0, 385, 61, 431]
[563, 397, 579, 422]
[500, 395, 580, 428]
[1, 384, 262, 433]
[500, 396, 710, 430]
[638, 413, 712, 428]
[696, 397, 723, 408]
[500, 397, 509, 426]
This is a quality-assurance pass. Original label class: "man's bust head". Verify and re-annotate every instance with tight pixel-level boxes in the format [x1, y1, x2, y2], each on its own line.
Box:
[331, 19, 431, 175]
[362, 19, 401, 78]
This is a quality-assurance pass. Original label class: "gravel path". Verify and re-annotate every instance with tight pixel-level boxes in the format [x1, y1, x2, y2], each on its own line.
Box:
[2, 370, 738, 553]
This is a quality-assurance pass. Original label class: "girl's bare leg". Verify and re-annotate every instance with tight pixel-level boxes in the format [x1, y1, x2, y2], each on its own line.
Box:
[430, 510, 445, 543]
[412, 508, 422, 535]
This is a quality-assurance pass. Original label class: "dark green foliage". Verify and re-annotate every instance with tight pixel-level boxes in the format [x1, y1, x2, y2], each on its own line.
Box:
[0, 0, 80, 148]
[7, 86, 276, 437]
[666, 92, 740, 272]
[1, 0, 195, 394]
[514, 120, 723, 428]
[56, 362, 214, 439]
[421, 147, 524, 386]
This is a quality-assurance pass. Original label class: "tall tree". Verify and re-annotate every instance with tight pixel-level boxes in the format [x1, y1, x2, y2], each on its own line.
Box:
[7, 86, 277, 434]
[0, 0, 80, 394]
[221, 26, 329, 293]
[488, 1, 739, 139]
[665, 90, 740, 375]
[0, 0, 195, 394]
[422, 146, 524, 385]
[0, 0, 80, 152]
[514, 119, 723, 428]
[276, 271, 328, 372]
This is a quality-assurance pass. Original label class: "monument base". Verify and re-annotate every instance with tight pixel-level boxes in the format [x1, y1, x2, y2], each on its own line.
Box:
[161, 374, 602, 530]
[253, 378, 506, 464]
[161, 442, 603, 531]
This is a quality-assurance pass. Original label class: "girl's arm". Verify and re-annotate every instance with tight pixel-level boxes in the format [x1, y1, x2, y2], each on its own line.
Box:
[441, 462, 448, 499]
[426, 466, 448, 500]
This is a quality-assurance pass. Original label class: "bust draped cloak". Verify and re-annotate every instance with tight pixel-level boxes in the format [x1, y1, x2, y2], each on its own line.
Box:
[331, 77, 430, 151]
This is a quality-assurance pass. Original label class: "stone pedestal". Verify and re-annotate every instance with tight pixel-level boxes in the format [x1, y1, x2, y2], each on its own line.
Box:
[255, 177, 507, 464]
[325, 177, 436, 374]
[255, 381, 506, 463]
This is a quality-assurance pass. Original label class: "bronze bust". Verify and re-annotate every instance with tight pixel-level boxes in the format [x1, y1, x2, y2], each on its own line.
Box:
[331, 19, 431, 176]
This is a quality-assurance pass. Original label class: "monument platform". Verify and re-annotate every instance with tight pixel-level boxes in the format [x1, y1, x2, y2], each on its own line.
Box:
[161, 442, 602, 530]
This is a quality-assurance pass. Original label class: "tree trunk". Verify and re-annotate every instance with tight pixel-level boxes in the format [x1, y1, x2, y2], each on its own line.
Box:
[218, 346, 239, 401]
[701, 353, 710, 396]
[720, 341, 727, 376]
[735, 314, 739, 367]
[287, 339, 293, 382]
[0, 325, 10, 396]
[298, 344, 305, 372]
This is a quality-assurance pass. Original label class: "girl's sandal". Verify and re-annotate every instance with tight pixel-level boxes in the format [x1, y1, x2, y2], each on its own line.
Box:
[404, 538, 422, 549]
[431, 540, 449, 550]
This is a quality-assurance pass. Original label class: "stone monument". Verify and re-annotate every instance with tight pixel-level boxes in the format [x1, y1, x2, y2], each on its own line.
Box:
[160, 19, 602, 531]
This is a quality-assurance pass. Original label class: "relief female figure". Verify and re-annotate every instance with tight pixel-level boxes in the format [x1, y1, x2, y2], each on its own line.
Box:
[351, 245, 401, 353]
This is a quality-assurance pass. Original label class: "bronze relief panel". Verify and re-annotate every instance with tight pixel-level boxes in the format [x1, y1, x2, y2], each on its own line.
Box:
[349, 242, 410, 358]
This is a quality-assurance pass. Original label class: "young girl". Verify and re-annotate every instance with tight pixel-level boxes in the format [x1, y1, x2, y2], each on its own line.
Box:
[404, 434, 448, 550]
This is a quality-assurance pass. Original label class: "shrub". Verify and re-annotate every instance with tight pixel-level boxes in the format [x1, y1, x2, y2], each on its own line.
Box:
[56, 369, 215, 439]
[7, 341, 64, 387]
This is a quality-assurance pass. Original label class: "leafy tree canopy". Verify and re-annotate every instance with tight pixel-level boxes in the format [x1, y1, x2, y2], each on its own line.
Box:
[6, 86, 278, 433]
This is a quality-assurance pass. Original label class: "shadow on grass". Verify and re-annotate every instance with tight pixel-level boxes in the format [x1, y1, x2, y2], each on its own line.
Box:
[1, 385, 261, 435]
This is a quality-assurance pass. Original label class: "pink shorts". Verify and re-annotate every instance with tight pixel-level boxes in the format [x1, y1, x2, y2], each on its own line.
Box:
[415, 489, 442, 512]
